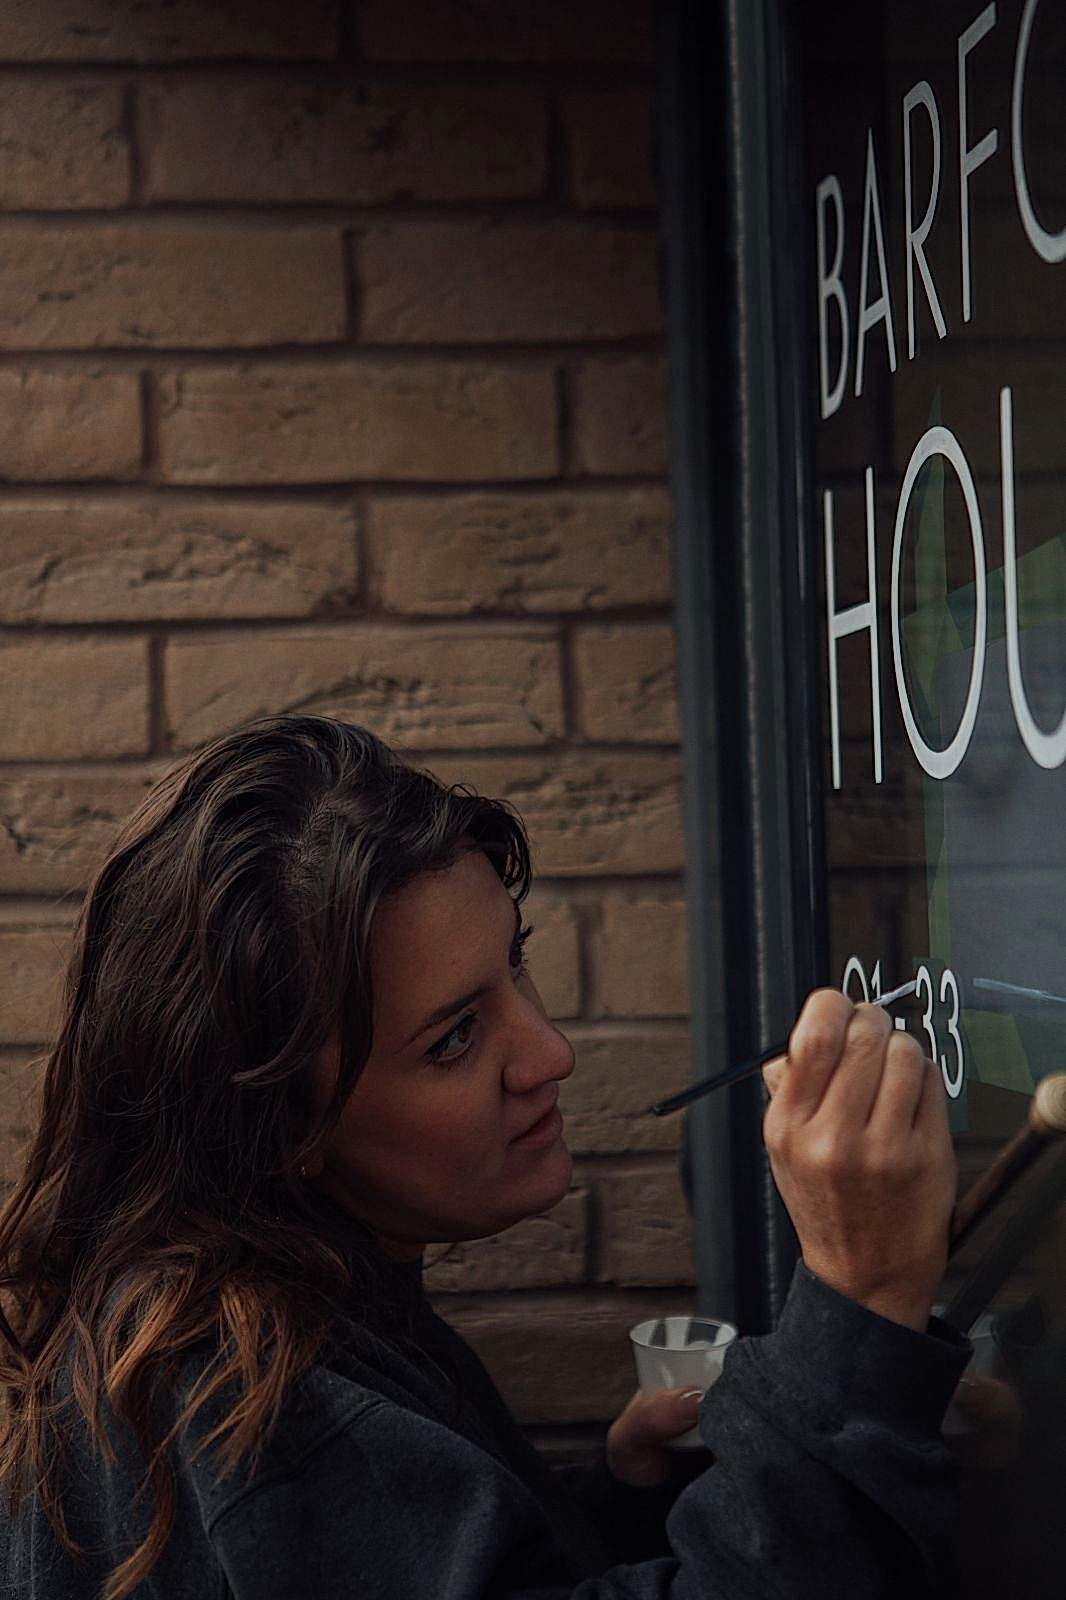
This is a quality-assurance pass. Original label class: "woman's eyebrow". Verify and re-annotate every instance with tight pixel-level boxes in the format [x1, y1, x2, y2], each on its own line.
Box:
[400, 900, 523, 1050]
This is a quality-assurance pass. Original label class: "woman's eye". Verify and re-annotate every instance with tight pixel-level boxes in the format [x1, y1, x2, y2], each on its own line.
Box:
[427, 1012, 477, 1065]
[426, 924, 534, 1067]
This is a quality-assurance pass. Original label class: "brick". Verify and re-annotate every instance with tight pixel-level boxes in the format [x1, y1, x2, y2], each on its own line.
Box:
[522, 890, 581, 1020]
[423, 1188, 586, 1293]
[360, 221, 662, 344]
[370, 489, 672, 615]
[158, 362, 557, 485]
[439, 1288, 694, 1425]
[574, 622, 680, 743]
[0, 636, 149, 760]
[0, 928, 68, 1046]
[561, 89, 656, 209]
[0, 226, 344, 350]
[0, 371, 141, 482]
[0, 80, 128, 208]
[595, 894, 689, 1018]
[418, 752, 685, 876]
[596, 1166, 696, 1287]
[0, 1, 339, 61]
[570, 356, 670, 476]
[360, 0, 653, 64]
[559, 1027, 691, 1154]
[0, 497, 357, 623]
[166, 625, 564, 752]
[142, 80, 546, 204]
[0, 768, 154, 894]
[0, 1051, 43, 1186]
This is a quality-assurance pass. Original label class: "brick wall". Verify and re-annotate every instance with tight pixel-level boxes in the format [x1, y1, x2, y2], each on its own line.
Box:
[0, 0, 695, 1458]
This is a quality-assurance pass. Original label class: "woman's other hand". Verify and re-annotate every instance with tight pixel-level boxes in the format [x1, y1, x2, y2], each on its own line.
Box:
[606, 1386, 706, 1487]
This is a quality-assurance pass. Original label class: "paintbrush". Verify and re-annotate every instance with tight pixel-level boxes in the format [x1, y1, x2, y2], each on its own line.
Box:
[645, 979, 919, 1118]
[647, 992, 1066, 1272]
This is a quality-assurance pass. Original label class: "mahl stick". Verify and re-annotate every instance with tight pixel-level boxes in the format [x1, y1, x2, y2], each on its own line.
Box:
[949, 1072, 1066, 1257]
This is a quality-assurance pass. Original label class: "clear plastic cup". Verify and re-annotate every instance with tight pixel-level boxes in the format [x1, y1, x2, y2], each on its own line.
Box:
[628, 1314, 738, 1449]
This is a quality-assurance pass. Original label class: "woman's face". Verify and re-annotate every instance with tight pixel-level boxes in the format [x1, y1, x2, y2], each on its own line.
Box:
[309, 847, 575, 1258]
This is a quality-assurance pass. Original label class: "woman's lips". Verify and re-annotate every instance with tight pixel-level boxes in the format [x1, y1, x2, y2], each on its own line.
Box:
[509, 1101, 564, 1148]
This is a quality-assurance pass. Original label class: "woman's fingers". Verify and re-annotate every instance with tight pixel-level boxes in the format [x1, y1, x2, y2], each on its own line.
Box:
[815, 1003, 893, 1127]
[777, 992, 891, 1125]
[764, 986, 957, 1331]
[775, 989, 853, 1118]
[867, 1029, 930, 1135]
[914, 1042, 951, 1144]
[606, 1387, 706, 1487]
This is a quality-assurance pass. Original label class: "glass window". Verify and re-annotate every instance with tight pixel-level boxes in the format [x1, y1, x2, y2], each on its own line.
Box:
[801, 3, 1066, 1592]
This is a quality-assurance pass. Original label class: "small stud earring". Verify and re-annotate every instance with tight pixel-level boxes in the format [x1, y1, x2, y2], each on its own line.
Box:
[299, 1164, 308, 1179]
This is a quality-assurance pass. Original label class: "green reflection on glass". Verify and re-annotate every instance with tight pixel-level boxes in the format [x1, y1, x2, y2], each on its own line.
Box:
[900, 393, 1066, 1103]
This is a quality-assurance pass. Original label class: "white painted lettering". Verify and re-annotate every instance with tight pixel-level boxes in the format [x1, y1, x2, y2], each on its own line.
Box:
[959, 5, 1000, 322]
[855, 131, 898, 396]
[816, 175, 850, 419]
[1012, 0, 1066, 262]
[903, 80, 948, 358]
[890, 426, 987, 779]
[1000, 385, 1066, 767]
[825, 469, 884, 790]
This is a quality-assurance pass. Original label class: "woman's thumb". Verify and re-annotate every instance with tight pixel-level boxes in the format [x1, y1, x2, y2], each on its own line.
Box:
[762, 1055, 786, 1097]
[633, 1385, 703, 1442]
[678, 1387, 704, 1421]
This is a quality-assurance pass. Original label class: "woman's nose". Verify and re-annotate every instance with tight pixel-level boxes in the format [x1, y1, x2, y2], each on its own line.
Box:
[503, 991, 575, 1094]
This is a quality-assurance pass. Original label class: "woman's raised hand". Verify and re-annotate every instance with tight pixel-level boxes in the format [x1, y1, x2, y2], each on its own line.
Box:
[763, 988, 956, 1331]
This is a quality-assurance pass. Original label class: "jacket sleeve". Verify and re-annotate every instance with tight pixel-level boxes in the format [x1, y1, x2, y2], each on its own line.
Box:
[660, 1263, 971, 1599]
[207, 1263, 971, 1600]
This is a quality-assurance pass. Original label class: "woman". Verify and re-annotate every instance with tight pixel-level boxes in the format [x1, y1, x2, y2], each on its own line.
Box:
[0, 715, 968, 1599]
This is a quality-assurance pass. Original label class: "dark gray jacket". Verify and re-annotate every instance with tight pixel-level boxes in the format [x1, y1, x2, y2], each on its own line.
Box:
[2, 1258, 970, 1599]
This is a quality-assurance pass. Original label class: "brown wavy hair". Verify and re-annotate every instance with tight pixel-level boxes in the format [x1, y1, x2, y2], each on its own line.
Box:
[0, 715, 531, 1599]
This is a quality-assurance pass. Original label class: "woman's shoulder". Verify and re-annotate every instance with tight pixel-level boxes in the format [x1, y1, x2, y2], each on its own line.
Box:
[172, 1337, 396, 1461]
[169, 1313, 462, 1489]
[168, 1345, 386, 1508]
[47, 1275, 464, 1532]
[172, 1335, 507, 1544]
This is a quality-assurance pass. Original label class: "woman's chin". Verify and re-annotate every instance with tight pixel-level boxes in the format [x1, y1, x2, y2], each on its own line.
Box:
[514, 1140, 574, 1221]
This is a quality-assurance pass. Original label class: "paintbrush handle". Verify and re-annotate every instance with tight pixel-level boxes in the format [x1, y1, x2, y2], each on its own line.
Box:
[949, 1072, 1066, 1255]
[647, 987, 915, 1118]
[647, 1042, 780, 1117]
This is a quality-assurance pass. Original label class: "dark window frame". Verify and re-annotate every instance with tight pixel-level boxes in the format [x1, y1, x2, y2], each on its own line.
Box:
[659, 0, 825, 1331]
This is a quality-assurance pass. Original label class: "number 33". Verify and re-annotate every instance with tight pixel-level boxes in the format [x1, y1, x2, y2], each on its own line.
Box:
[916, 964, 965, 1099]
